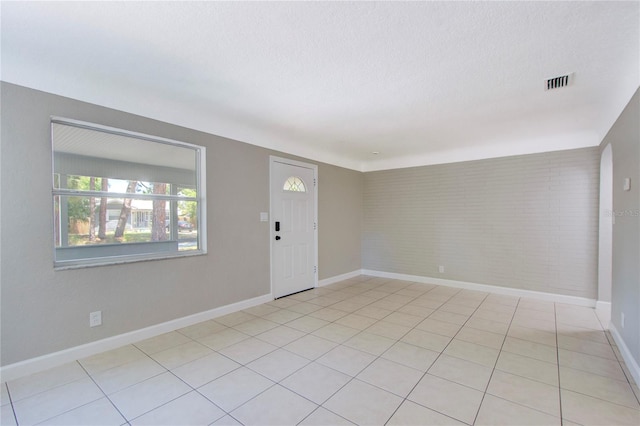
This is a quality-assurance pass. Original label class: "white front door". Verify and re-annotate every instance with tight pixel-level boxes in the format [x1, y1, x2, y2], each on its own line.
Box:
[270, 157, 317, 299]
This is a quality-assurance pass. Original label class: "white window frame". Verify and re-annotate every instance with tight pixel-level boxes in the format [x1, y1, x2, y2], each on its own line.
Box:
[51, 117, 207, 269]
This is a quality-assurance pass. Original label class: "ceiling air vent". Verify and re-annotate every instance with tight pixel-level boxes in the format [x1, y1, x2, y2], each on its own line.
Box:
[545, 73, 573, 90]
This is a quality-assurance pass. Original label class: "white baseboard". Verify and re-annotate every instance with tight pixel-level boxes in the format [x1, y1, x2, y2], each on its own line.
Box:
[609, 323, 640, 387]
[361, 269, 597, 307]
[318, 270, 362, 287]
[0, 293, 273, 383]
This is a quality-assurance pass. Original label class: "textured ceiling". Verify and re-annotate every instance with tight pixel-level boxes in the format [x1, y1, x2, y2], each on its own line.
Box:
[1, 1, 638, 171]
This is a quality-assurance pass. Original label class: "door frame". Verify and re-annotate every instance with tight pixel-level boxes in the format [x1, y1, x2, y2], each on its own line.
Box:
[269, 156, 318, 298]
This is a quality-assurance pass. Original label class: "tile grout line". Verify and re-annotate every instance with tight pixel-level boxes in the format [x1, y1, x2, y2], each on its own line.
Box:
[384, 288, 492, 425]
[467, 293, 517, 425]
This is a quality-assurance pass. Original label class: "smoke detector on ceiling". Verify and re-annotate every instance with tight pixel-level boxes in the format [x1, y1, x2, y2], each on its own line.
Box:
[545, 73, 574, 90]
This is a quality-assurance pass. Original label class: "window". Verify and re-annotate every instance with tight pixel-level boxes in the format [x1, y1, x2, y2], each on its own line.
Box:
[283, 176, 306, 192]
[52, 118, 206, 268]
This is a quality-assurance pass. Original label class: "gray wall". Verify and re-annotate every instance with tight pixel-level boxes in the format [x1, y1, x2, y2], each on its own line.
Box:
[363, 148, 600, 299]
[0, 83, 362, 365]
[318, 165, 363, 280]
[602, 88, 640, 368]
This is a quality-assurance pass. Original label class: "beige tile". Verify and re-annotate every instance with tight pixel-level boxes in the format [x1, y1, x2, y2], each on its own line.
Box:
[396, 287, 429, 298]
[456, 326, 505, 349]
[502, 336, 557, 364]
[444, 339, 499, 368]
[130, 391, 224, 425]
[218, 337, 277, 365]
[150, 340, 213, 370]
[198, 367, 274, 412]
[0, 404, 16, 426]
[495, 351, 559, 386]
[557, 323, 609, 344]
[354, 306, 393, 320]
[13, 377, 104, 426]
[561, 389, 640, 425]
[382, 293, 414, 305]
[383, 312, 424, 327]
[285, 315, 329, 332]
[475, 394, 560, 425]
[381, 341, 440, 372]
[36, 397, 125, 426]
[280, 362, 351, 404]
[555, 305, 602, 330]
[288, 290, 318, 301]
[478, 301, 517, 313]
[8, 362, 88, 401]
[287, 302, 323, 315]
[108, 372, 190, 420]
[357, 357, 423, 397]
[298, 407, 355, 425]
[472, 309, 513, 323]
[511, 316, 557, 333]
[197, 327, 249, 350]
[312, 323, 360, 343]
[408, 374, 484, 424]
[517, 299, 555, 313]
[335, 313, 378, 330]
[430, 310, 469, 325]
[487, 370, 560, 417]
[317, 345, 376, 376]
[307, 295, 343, 307]
[429, 354, 493, 391]
[397, 304, 435, 318]
[559, 366, 639, 408]
[410, 298, 445, 309]
[246, 348, 309, 382]
[177, 319, 227, 339]
[415, 318, 462, 337]
[214, 311, 256, 327]
[558, 335, 617, 360]
[401, 329, 452, 352]
[308, 307, 349, 321]
[369, 299, 406, 311]
[171, 352, 240, 388]
[134, 332, 192, 355]
[242, 303, 281, 317]
[465, 316, 510, 335]
[387, 400, 465, 425]
[284, 334, 338, 360]
[361, 289, 393, 300]
[343, 332, 396, 356]
[232, 317, 279, 336]
[558, 348, 626, 381]
[366, 320, 412, 340]
[514, 307, 556, 322]
[507, 324, 557, 347]
[262, 308, 304, 324]
[1, 383, 9, 406]
[232, 385, 318, 425]
[255, 325, 306, 347]
[332, 300, 369, 312]
[324, 379, 403, 425]
[79, 345, 147, 375]
[91, 356, 166, 394]
[439, 302, 477, 316]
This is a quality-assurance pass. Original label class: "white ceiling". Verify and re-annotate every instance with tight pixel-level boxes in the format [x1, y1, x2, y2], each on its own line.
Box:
[1, 1, 638, 171]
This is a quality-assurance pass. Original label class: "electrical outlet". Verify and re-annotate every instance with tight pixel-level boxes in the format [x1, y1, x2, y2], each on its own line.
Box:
[90, 311, 102, 327]
[621, 312, 625, 328]
[438, 265, 445, 273]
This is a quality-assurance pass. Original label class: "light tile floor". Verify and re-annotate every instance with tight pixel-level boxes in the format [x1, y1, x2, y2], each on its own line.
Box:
[2, 276, 640, 425]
